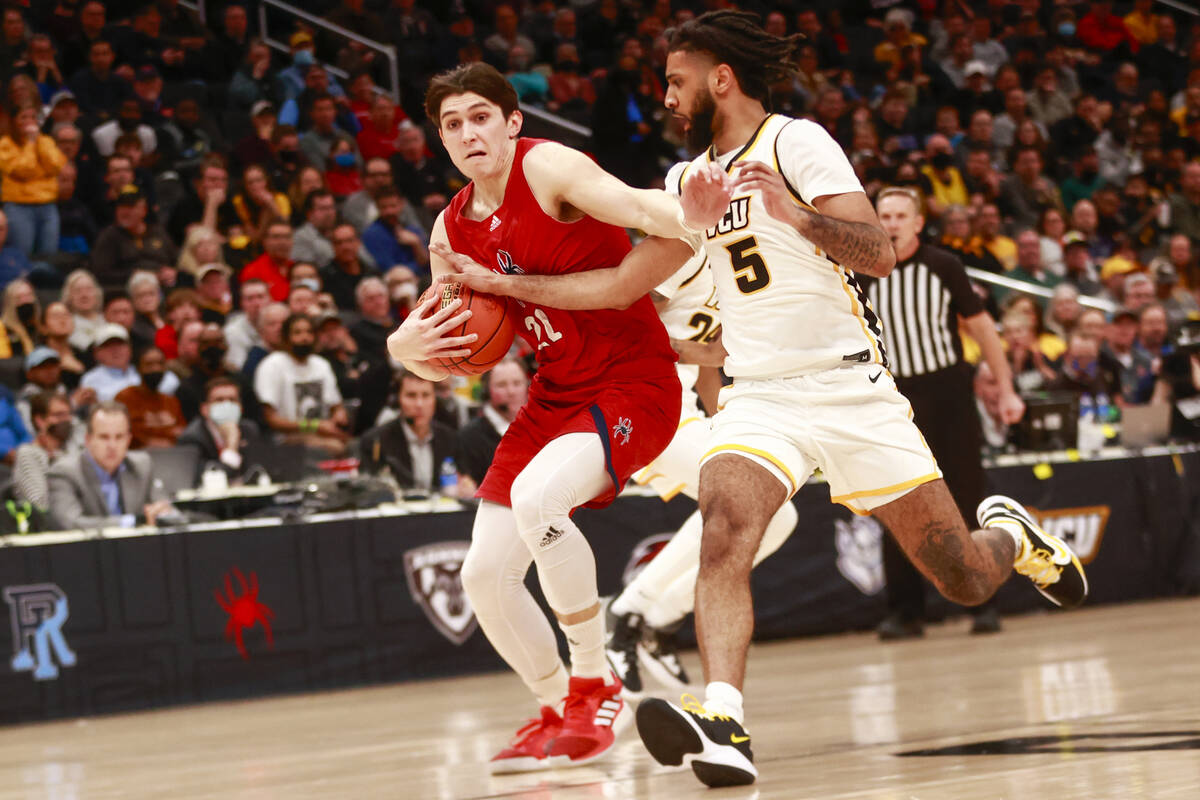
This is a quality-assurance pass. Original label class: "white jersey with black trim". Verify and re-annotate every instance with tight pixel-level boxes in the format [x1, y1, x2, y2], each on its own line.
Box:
[653, 251, 718, 397]
[666, 113, 888, 380]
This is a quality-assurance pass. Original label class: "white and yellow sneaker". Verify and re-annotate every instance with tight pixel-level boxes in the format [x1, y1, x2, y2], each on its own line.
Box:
[977, 495, 1088, 609]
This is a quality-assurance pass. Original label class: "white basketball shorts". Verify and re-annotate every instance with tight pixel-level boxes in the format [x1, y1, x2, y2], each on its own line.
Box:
[700, 363, 943, 514]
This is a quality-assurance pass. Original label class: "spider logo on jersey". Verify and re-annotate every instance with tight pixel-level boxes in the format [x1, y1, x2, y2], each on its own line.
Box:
[495, 249, 525, 275]
[705, 197, 751, 239]
[612, 417, 633, 445]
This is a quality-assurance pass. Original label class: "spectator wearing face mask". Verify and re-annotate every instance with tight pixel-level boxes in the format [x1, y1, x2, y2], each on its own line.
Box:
[13, 390, 76, 509]
[2, 278, 39, 357]
[254, 312, 349, 453]
[114, 346, 185, 449]
[178, 376, 262, 480]
[175, 322, 265, 429]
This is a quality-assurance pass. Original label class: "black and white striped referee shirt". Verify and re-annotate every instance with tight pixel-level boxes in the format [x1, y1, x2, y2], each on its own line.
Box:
[859, 244, 985, 380]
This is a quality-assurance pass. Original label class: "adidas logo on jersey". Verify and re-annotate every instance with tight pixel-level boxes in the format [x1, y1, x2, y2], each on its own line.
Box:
[540, 526, 565, 547]
[489, 215, 501, 231]
[594, 698, 622, 727]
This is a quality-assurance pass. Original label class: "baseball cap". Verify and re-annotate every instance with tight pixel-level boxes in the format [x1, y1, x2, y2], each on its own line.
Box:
[115, 184, 145, 206]
[1111, 308, 1138, 324]
[197, 262, 231, 280]
[25, 346, 61, 371]
[93, 323, 130, 347]
[48, 90, 76, 108]
[251, 100, 276, 118]
[1062, 230, 1088, 248]
[964, 60, 989, 78]
[884, 8, 911, 29]
[135, 64, 160, 82]
[289, 31, 313, 48]
[1099, 255, 1138, 283]
[314, 310, 343, 329]
[1154, 260, 1179, 285]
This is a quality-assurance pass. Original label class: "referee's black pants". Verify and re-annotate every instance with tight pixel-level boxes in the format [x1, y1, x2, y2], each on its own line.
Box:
[884, 363, 994, 620]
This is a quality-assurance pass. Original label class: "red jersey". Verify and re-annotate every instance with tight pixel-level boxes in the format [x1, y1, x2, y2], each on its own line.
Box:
[443, 137, 677, 399]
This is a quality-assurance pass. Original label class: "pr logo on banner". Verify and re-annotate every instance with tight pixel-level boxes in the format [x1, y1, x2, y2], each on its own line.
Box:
[404, 542, 477, 645]
[835, 517, 885, 596]
[1029, 506, 1110, 564]
[4, 583, 76, 680]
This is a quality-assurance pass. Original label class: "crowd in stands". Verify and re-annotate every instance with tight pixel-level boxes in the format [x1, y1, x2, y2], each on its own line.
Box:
[0, 0, 1196, 533]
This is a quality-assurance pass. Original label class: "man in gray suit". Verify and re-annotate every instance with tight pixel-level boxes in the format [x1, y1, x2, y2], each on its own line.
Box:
[47, 402, 174, 530]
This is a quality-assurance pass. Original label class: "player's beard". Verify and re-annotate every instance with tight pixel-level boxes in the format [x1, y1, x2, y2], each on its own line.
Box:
[685, 89, 717, 153]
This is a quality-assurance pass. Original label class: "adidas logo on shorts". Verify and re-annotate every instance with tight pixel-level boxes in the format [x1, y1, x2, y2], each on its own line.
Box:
[594, 698, 621, 727]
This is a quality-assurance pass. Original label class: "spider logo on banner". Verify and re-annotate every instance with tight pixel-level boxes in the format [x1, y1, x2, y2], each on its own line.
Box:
[4, 583, 76, 681]
[214, 567, 275, 659]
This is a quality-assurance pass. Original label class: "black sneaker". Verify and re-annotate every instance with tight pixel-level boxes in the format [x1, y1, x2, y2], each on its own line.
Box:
[876, 612, 924, 641]
[977, 495, 1088, 609]
[605, 607, 644, 699]
[636, 695, 756, 787]
[970, 606, 1002, 635]
[639, 627, 690, 690]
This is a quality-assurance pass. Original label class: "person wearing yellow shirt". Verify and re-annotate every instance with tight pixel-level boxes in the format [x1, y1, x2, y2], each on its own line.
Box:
[1123, 0, 1158, 45]
[976, 203, 1017, 271]
[874, 8, 927, 68]
[0, 104, 66, 257]
[920, 136, 969, 219]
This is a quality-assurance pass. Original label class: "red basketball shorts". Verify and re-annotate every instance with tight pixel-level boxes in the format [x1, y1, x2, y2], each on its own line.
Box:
[478, 373, 682, 509]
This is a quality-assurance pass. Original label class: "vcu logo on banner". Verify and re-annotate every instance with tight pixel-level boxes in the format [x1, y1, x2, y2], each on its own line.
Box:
[1030, 506, 1110, 564]
[4, 583, 76, 680]
[404, 542, 477, 645]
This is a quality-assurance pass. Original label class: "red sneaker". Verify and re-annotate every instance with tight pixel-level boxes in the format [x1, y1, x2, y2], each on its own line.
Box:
[489, 706, 569, 774]
[547, 674, 629, 766]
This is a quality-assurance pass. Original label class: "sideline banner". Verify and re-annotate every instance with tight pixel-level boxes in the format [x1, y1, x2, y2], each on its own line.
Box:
[1, 451, 1196, 724]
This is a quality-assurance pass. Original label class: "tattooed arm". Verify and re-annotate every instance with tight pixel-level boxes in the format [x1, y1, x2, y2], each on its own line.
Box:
[796, 192, 897, 277]
[733, 161, 897, 278]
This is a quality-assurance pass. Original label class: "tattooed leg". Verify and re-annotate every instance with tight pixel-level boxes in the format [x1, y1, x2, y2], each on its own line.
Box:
[873, 480, 1014, 606]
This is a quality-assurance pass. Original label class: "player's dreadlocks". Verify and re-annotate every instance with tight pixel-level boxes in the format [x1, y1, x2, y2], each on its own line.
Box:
[667, 10, 802, 105]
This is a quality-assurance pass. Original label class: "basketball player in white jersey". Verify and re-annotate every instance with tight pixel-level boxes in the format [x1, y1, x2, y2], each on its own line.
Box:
[605, 254, 799, 699]
[434, 10, 1087, 787]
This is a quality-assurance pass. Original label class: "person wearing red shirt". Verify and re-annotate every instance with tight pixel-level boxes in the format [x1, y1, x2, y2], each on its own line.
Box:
[387, 63, 721, 773]
[239, 221, 294, 300]
[324, 140, 363, 198]
[1078, 0, 1139, 53]
[356, 93, 408, 161]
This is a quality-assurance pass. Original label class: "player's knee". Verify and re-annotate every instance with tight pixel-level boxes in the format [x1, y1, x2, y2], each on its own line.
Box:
[460, 544, 498, 606]
[940, 573, 993, 607]
[698, 508, 755, 573]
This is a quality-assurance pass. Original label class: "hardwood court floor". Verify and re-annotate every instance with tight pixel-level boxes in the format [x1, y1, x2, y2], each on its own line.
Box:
[3, 598, 1199, 800]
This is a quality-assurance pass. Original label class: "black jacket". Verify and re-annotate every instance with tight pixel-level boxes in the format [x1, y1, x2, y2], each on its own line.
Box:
[358, 418, 458, 491]
[455, 412, 503, 485]
[177, 417, 262, 480]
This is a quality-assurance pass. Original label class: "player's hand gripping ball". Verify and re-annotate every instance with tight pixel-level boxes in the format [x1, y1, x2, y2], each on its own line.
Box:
[421, 282, 515, 375]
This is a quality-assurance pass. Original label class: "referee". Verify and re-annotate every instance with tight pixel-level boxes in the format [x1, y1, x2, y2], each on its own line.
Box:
[862, 187, 1026, 638]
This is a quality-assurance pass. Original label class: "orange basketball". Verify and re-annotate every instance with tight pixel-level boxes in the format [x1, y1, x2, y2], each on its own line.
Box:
[428, 281, 515, 376]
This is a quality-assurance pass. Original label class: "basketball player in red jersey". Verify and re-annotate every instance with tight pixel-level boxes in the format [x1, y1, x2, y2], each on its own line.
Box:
[386, 63, 732, 772]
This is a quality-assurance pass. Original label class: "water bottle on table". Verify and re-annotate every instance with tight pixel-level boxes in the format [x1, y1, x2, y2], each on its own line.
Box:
[439, 457, 459, 497]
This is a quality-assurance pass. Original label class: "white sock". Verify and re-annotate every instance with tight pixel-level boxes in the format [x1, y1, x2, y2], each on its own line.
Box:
[530, 662, 568, 711]
[561, 612, 610, 681]
[989, 520, 1026, 560]
[704, 681, 745, 725]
